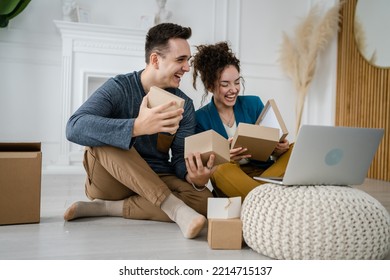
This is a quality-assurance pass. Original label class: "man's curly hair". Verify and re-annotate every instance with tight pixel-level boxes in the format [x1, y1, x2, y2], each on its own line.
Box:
[192, 41, 243, 105]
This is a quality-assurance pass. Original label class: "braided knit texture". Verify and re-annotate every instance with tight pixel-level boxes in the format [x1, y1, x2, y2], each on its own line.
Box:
[241, 184, 390, 260]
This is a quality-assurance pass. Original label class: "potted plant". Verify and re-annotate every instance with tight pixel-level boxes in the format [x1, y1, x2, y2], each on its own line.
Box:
[0, 0, 31, 28]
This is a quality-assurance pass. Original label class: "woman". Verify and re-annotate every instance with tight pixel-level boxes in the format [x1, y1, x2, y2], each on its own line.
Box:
[192, 41, 292, 199]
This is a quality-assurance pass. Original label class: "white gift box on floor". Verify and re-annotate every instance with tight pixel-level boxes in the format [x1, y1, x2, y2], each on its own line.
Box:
[207, 197, 241, 219]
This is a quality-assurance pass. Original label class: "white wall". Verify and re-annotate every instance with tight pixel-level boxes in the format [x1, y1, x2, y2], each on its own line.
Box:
[355, 0, 390, 67]
[0, 0, 338, 173]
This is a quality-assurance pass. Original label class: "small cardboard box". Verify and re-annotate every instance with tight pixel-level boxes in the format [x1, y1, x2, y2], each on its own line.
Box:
[207, 197, 241, 219]
[184, 130, 230, 166]
[256, 99, 289, 141]
[208, 218, 243, 250]
[231, 123, 279, 161]
[0, 143, 42, 225]
[147, 86, 185, 112]
[148, 86, 185, 152]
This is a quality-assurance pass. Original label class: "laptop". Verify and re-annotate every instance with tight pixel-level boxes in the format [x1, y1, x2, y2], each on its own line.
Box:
[254, 125, 384, 186]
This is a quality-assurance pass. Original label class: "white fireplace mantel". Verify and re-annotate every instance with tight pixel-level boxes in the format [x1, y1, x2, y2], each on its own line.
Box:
[50, 20, 146, 173]
[54, 20, 147, 55]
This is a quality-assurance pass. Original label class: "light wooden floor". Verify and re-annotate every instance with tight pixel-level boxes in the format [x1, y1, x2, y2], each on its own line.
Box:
[0, 174, 389, 260]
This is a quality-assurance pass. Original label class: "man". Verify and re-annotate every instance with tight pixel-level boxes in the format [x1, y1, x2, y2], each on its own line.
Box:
[64, 23, 214, 239]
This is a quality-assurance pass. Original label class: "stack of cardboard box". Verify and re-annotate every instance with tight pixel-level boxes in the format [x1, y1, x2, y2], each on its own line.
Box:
[207, 197, 242, 250]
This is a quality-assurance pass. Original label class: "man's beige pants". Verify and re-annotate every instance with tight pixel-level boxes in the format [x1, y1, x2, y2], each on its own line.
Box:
[83, 146, 212, 222]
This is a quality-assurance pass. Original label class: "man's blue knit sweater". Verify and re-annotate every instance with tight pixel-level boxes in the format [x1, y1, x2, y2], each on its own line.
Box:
[66, 70, 196, 179]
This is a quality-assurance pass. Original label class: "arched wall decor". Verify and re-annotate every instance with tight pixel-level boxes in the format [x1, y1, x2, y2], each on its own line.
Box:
[336, 0, 389, 181]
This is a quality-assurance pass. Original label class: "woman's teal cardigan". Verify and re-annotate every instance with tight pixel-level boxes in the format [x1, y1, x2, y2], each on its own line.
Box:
[195, 95, 264, 137]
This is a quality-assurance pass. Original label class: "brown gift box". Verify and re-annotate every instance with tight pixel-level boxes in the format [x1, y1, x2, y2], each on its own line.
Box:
[231, 99, 289, 161]
[207, 218, 243, 250]
[0, 143, 42, 225]
[147, 86, 185, 153]
[231, 123, 279, 161]
[184, 130, 230, 166]
[147, 86, 185, 112]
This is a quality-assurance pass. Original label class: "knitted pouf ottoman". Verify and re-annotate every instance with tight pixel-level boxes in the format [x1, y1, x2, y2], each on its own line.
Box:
[241, 184, 390, 259]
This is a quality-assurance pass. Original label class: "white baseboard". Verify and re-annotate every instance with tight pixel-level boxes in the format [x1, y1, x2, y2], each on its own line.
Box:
[42, 164, 85, 175]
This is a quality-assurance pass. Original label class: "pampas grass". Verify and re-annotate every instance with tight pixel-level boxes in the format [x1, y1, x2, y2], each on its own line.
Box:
[354, 16, 377, 65]
[354, 16, 367, 57]
[279, 2, 342, 136]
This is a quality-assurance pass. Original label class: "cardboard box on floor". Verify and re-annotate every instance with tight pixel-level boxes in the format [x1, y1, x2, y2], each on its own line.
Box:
[0, 143, 42, 225]
[231, 99, 289, 161]
[184, 130, 230, 167]
[208, 219, 243, 250]
[207, 197, 242, 250]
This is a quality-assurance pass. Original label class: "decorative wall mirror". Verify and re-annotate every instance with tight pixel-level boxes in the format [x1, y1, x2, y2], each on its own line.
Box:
[354, 0, 390, 68]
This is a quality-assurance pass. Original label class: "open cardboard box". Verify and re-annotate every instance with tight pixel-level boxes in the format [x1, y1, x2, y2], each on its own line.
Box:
[147, 86, 185, 112]
[231, 99, 288, 161]
[184, 129, 230, 166]
[207, 197, 242, 250]
[147, 86, 185, 153]
[231, 123, 279, 161]
[0, 143, 42, 225]
[207, 197, 241, 219]
[256, 99, 288, 141]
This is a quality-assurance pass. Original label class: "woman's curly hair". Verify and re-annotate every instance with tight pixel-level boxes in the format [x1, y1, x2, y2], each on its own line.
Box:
[192, 41, 243, 105]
